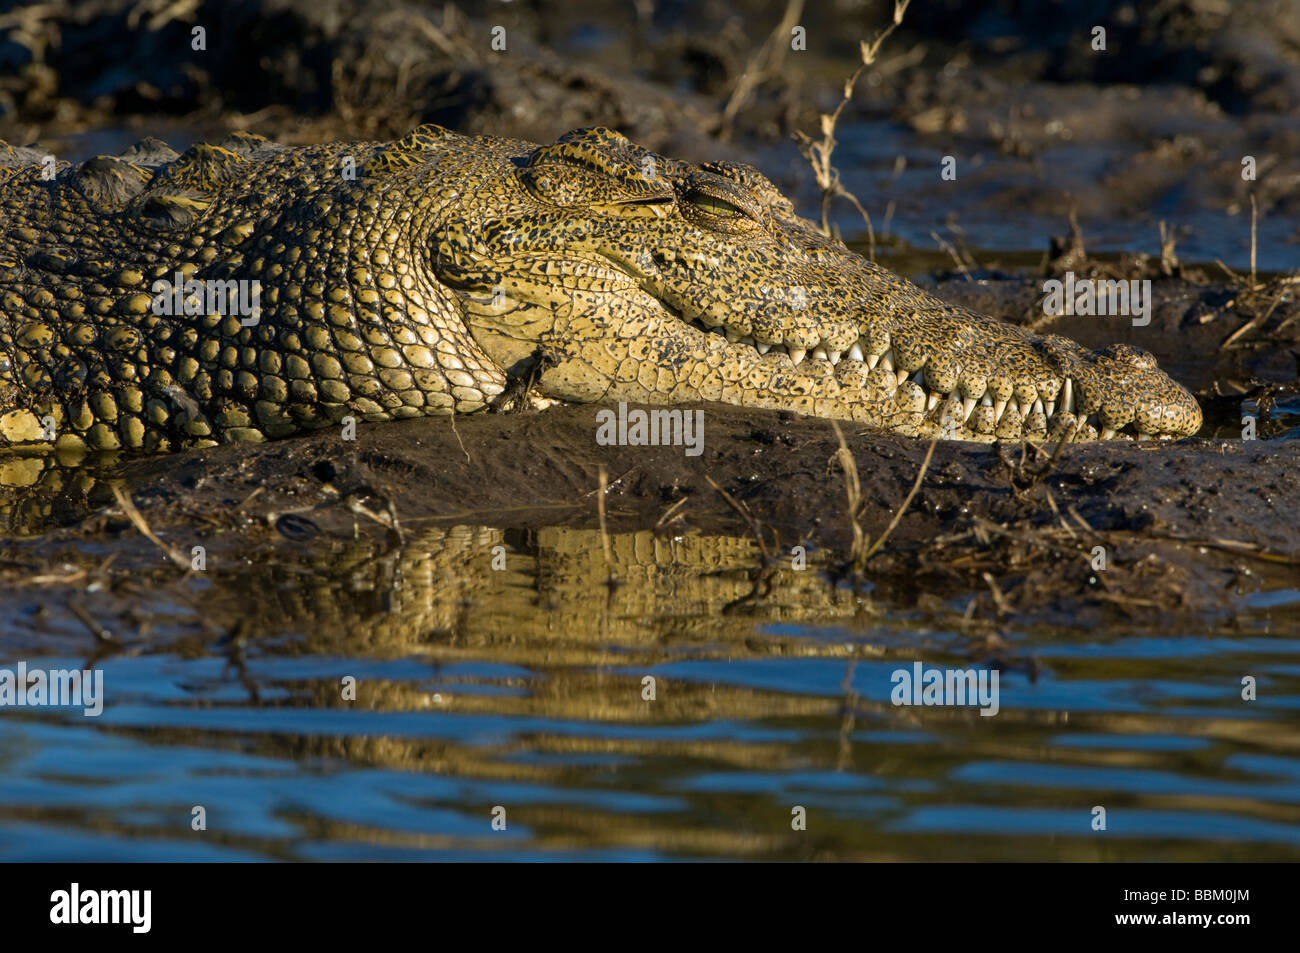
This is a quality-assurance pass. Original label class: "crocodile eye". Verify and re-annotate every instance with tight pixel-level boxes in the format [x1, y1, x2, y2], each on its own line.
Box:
[687, 192, 744, 218]
[679, 175, 761, 230]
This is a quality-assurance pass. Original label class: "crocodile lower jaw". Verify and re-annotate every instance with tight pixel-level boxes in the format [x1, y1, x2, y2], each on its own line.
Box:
[685, 317, 1174, 442]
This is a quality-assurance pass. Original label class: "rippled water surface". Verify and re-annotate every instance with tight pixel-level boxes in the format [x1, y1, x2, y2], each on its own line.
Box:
[2, 526, 1296, 861]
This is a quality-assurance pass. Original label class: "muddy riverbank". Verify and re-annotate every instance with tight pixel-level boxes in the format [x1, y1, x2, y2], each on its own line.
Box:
[3, 397, 1296, 660]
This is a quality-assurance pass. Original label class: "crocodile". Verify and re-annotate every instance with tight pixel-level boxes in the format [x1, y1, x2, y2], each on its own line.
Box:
[0, 125, 1201, 455]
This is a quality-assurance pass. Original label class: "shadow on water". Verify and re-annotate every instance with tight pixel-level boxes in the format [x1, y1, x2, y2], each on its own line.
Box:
[2, 520, 1297, 861]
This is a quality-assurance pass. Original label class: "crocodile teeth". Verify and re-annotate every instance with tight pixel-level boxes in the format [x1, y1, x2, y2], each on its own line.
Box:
[1032, 399, 1044, 416]
[963, 396, 977, 421]
[848, 342, 865, 362]
[896, 370, 910, 387]
[1101, 426, 1118, 440]
[1137, 432, 1151, 441]
[756, 342, 771, 354]
[787, 347, 806, 365]
[981, 394, 993, 407]
[812, 346, 829, 362]
[994, 398, 1008, 421]
[878, 349, 895, 373]
[1061, 378, 1074, 415]
[1045, 400, 1056, 418]
[827, 349, 842, 365]
[927, 392, 942, 412]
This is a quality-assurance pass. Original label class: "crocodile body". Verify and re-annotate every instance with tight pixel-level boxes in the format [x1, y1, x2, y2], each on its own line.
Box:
[0, 125, 1201, 454]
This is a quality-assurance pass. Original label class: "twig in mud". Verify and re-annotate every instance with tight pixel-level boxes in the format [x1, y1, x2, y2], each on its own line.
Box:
[831, 421, 938, 578]
[857, 430, 939, 566]
[1213, 258, 1242, 285]
[931, 229, 974, 280]
[110, 484, 190, 570]
[946, 220, 982, 272]
[5, 552, 115, 588]
[704, 475, 780, 612]
[344, 492, 405, 546]
[1250, 193, 1258, 291]
[1114, 531, 1300, 566]
[1219, 281, 1288, 350]
[1043, 488, 1079, 540]
[980, 572, 1011, 616]
[237, 486, 265, 510]
[596, 465, 617, 584]
[68, 599, 120, 646]
[704, 475, 776, 562]
[996, 426, 1075, 495]
[829, 421, 867, 570]
[653, 495, 691, 536]
[1157, 220, 1181, 276]
[1066, 505, 1101, 539]
[383, 8, 469, 61]
[581, 466, 636, 497]
[977, 518, 1094, 557]
[1092, 590, 1163, 609]
[447, 411, 470, 464]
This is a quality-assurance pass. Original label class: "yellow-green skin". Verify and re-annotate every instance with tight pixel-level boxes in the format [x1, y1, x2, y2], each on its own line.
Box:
[0, 125, 1201, 454]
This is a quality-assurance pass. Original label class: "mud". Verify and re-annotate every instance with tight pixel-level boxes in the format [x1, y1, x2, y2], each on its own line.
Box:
[0, 0, 729, 158]
[3, 393, 1295, 646]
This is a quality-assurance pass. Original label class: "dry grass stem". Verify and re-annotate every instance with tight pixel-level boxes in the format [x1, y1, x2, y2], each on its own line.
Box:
[795, 0, 912, 255]
[111, 484, 190, 570]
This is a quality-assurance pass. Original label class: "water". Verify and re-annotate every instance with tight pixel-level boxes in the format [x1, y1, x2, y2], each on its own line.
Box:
[1, 527, 1296, 860]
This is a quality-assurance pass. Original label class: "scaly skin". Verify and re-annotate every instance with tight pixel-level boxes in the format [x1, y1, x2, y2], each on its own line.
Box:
[0, 125, 1201, 454]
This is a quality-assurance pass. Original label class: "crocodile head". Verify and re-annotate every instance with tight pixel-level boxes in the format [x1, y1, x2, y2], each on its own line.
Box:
[0, 125, 1201, 456]
[443, 127, 1201, 441]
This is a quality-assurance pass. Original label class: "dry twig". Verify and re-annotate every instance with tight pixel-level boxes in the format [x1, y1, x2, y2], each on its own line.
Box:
[794, 0, 912, 256]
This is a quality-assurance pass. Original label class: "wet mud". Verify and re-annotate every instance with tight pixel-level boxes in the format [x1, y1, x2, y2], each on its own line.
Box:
[3, 394, 1296, 653]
